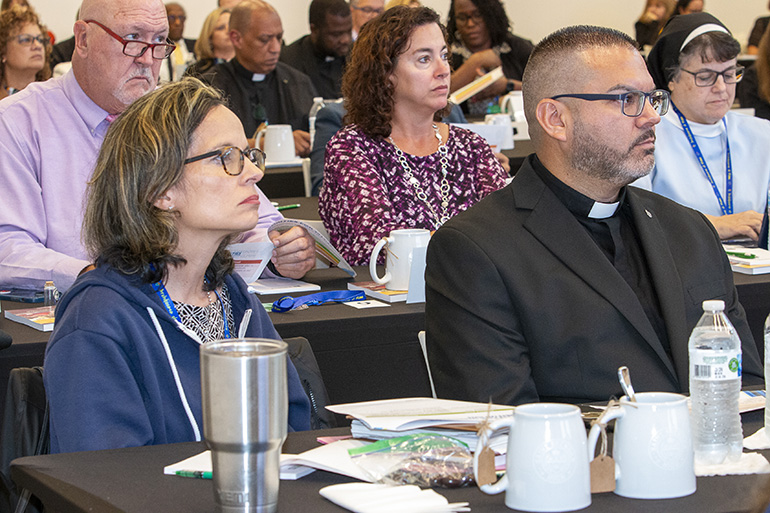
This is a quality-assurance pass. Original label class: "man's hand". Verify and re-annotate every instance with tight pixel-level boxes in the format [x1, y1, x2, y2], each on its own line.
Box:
[269, 226, 315, 279]
[706, 210, 764, 241]
[293, 130, 311, 158]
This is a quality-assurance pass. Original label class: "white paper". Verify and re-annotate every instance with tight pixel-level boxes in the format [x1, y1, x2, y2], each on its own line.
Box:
[319, 483, 469, 513]
[694, 452, 770, 476]
[248, 278, 321, 295]
[344, 300, 391, 309]
[269, 219, 356, 277]
[164, 439, 373, 482]
[228, 241, 274, 282]
[326, 397, 514, 432]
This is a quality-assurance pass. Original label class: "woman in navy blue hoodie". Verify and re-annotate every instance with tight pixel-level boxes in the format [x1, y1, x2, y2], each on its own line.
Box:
[43, 78, 311, 453]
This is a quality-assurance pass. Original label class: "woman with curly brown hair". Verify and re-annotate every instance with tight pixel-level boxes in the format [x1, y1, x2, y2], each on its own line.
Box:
[0, 5, 50, 99]
[318, 6, 507, 266]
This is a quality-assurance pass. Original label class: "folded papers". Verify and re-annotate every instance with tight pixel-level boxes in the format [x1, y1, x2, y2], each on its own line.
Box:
[319, 483, 470, 513]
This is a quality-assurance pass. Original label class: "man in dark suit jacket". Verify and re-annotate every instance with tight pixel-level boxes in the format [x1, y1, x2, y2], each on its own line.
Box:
[280, 0, 351, 99]
[425, 25, 763, 406]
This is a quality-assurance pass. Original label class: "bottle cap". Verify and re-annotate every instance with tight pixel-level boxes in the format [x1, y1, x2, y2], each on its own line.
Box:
[44, 281, 54, 288]
[702, 299, 725, 312]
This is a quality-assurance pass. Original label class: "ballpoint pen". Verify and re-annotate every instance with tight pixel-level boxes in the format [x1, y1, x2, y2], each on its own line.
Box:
[175, 470, 212, 479]
[277, 203, 301, 211]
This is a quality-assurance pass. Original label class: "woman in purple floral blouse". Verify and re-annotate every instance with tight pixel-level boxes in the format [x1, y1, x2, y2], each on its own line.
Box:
[318, 6, 508, 266]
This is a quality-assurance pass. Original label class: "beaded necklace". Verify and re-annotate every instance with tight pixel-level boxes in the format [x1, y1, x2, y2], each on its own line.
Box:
[388, 124, 451, 229]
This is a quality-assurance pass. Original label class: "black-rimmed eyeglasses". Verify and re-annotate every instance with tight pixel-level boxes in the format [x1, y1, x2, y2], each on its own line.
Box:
[85, 19, 175, 60]
[11, 33, 49, 46]
[550, 89, 670, 117]
[455, 12, 484, 25]
[184, 146, 266, 176]
[680, 66, 744, 87]
[351, 5, 383, 14]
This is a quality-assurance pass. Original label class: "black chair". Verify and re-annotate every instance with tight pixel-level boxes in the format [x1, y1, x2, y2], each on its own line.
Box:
[0, 367, 48, 513]
[285, 337, 336, 430]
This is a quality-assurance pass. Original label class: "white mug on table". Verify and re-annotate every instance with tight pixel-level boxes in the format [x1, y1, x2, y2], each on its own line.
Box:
[255, 124, 295, 163]
[473, 403, 591, 512]
[369, 229, 431, 291]
[587, 392, 696, 499]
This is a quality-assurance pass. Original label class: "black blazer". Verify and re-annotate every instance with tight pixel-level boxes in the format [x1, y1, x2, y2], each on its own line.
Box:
[425, 155, 763, 406]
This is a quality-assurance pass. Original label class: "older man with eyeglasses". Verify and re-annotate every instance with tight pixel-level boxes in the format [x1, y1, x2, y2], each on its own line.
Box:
[350, 0, 383, 40]
[424, 25, 763, 406]
[0, 0, 314, 292]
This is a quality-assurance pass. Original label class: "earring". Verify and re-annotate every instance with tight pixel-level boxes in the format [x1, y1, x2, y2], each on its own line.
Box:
[168, 205, 174, 211]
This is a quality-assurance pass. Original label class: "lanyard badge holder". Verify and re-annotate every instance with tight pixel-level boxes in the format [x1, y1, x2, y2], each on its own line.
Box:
[272, 290, 366, 313]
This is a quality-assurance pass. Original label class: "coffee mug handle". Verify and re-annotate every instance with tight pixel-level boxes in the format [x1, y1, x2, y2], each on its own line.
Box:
[474, 417, 514, 495]
[369, 236, 393, 285]
[587, 406, 624, 462]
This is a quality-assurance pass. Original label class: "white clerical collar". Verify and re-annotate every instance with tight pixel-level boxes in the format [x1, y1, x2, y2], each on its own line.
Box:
[252, 73, 266, 82]
[588, 201, 620, 219]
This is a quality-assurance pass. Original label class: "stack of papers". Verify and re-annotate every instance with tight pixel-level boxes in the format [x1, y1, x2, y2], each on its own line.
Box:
[724, 245, 770, 275]
[327, 397, 514, 455]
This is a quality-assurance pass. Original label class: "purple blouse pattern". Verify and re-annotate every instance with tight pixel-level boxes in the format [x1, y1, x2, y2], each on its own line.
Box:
[319, 124, 508, 266]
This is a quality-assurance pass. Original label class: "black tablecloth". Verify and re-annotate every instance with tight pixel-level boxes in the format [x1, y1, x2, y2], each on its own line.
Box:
[11, 410, 770, 513]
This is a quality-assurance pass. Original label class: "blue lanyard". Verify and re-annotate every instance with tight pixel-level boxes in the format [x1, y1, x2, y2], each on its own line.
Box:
[151, 280, 231, 339]
[272, 290, 366, 313]
[672, 103, 732, 216]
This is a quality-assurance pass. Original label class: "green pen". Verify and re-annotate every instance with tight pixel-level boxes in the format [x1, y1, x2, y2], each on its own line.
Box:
[277, 203, 300, 211]
[725, 251, 758, 259]
[175, 470, 213, 479]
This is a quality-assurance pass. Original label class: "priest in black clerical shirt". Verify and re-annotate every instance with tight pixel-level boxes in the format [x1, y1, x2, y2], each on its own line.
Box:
[203, 0, 317, 157]
[424, 25, 764, 406]
[280, 0, 352, 100]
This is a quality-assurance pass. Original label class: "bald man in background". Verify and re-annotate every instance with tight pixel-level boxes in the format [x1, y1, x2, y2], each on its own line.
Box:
[204, 0, 317, 157]
[0, 0, 314, 292]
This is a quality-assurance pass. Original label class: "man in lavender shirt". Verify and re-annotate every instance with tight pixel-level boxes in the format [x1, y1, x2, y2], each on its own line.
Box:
[0, 0, 315, 292]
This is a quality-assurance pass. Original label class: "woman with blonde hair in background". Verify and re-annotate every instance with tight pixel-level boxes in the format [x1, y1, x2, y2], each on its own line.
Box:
[0, 5, 49, 99]
[635, 0, 676, 48]
[385, 0, 420, 9]
[184, 7, 234, 78]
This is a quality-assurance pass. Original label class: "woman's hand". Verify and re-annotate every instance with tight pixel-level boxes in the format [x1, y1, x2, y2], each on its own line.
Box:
[706, 211, 764, 241]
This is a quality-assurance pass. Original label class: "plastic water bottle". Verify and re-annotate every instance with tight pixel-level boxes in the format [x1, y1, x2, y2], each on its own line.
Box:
[43, 280, 57, 307]
[308, 97, 325, 150]
[689, 300, 743, 465]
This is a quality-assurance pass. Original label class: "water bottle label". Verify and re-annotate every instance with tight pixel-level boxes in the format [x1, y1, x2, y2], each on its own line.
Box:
[689, 350, 741, 381]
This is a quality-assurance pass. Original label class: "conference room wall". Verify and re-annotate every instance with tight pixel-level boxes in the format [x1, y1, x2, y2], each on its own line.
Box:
[34, 0, 768, 56]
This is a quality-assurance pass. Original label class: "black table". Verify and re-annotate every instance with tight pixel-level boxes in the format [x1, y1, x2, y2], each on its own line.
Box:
[11, 410, 770, 513]
[0, 265, 430, 421]
[260, 163, 306, 199]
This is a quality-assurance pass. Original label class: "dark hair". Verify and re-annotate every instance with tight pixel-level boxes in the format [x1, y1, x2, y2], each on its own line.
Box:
[342, 5, 449, 138]
[675, 0, 696, 13]
[446, 0, 510, 48]
[666, 31, 740, 83]
[83, 78, 234, 290]
[309, 0, 350, 27]
[0, 6, 51, 89]
[522, 25, 637, 144]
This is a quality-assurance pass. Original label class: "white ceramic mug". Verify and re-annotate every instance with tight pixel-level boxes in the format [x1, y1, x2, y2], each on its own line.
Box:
[587, 392, 696, 499]
[369, 229, 431, 291]
[474, 403, 591, 512]
[255, 124, 295, 163]
[500, 91, 524, 121]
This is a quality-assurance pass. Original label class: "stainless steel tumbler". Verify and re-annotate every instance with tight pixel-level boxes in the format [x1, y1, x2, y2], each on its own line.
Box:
[201, 338, 288, 513]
